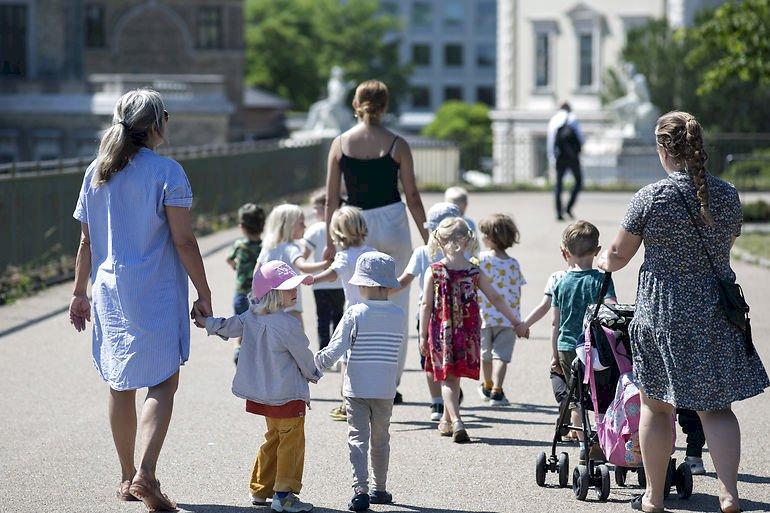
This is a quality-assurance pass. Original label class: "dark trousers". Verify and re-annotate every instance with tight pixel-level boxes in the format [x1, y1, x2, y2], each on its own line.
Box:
[313, 289, 345, 350]
[677, 408, 706, 459]
[555, 156, 582, 217]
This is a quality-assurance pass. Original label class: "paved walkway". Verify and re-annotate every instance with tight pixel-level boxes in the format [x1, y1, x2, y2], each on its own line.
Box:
[1, 192, 769, 513]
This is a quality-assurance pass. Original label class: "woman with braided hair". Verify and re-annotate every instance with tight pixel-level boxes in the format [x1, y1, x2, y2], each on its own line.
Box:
[597, 111, 768, 513]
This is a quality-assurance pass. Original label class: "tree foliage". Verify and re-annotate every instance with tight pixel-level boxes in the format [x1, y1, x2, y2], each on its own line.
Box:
[612, 1, 770, 132]
[245, 0, 411, 112]
[422, 102, 492, 171]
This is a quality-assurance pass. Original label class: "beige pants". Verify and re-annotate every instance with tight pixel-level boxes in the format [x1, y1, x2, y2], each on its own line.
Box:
[345, 397, 394, 493]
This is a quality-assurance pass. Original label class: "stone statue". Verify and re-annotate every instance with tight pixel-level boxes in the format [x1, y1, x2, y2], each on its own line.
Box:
[608, 64, 659, 141]
[303, 66, 354, 134]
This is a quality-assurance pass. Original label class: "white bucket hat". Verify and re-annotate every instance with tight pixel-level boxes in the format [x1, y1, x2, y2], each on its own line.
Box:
[349, 251, 400, 289]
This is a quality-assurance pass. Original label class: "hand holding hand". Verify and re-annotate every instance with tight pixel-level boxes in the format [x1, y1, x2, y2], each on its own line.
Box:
[69, 294, 91, 332]
[322, 243, 336, 262]
[191, 297, 212, 328]
[515, 323, 530, 339]
[596, 250, 610, 272]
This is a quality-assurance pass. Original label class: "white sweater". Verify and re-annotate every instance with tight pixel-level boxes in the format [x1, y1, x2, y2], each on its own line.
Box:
[314, 300, 405, 399]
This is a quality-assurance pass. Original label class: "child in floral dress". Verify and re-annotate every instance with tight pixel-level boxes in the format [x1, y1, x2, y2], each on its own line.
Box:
[419, 217, 529, 443]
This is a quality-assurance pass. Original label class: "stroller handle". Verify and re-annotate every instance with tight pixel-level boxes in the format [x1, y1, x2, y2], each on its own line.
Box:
[590, 271, 613, 320]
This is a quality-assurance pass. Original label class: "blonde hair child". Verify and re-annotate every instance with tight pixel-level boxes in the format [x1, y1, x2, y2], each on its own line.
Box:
[258, 204, 329, 324]
[314, 206, 377, 420]
[420, 217, 528, 443]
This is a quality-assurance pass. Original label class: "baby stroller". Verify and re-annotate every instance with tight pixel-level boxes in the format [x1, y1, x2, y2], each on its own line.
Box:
[535, 272, 694, 502]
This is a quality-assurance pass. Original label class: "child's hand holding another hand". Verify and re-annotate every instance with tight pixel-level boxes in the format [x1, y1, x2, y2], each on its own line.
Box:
[515, 323, 530, 339]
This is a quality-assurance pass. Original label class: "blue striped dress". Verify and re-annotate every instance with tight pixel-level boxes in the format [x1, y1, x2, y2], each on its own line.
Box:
[73, 147, 193, 391]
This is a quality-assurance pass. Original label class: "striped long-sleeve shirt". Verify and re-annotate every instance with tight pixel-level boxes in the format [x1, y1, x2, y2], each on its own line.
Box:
[315, 300, 405, 399]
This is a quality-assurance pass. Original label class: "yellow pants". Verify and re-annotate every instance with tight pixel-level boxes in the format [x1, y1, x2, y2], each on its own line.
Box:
[250, 416, 305, 499]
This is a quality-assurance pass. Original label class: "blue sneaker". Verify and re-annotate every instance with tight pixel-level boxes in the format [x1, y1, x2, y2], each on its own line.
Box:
[348, 492, 369, 511]
[369, 490, 392, 504]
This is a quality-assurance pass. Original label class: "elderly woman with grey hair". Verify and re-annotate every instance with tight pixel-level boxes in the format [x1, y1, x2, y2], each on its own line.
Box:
[69, 88, 212, 510]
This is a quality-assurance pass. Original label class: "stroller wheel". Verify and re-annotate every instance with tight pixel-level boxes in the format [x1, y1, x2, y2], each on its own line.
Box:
[675, 462, 693, 500]
[664, 459, 675, 499]
[596, 464, 611, 502]
[535, 451, 547, 487]
[637, 467, 647, 488]
[572, 464, 590, 501]
[558, 452, 570, 488]
[614, 467, 628, 487]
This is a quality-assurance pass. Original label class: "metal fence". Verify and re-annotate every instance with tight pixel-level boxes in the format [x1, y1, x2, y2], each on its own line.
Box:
[0, 138, 329, 270]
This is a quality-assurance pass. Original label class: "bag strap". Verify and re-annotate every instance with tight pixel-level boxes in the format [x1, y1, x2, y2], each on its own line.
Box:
[669, 177, 721, 280]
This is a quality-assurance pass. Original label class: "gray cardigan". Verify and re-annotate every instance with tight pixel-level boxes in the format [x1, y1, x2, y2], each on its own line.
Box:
[205, 310, 321, 406]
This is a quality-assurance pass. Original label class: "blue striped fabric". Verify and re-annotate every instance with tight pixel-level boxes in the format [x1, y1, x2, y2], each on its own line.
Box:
[73, 147, 193, 391]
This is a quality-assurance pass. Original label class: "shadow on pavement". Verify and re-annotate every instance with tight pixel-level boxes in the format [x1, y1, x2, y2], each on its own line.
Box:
[665, 493, 770, 513]
[389, 504, 502, 513]
[177, 505, 258, 513]
[472, 436, 551, 447]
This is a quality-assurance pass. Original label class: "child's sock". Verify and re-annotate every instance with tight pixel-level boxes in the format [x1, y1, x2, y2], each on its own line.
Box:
[483, 381, 493, 391]
[431, 396, 444, 405]
[492, 387, 503, 394]
[276, 491, 289, 499]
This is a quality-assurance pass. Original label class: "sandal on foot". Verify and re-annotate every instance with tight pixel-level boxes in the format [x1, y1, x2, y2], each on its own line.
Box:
[631, 494, 664, 513]
[452, 420, 470, 443]
[438, 420, 453, 437]
[117, 480, 140, 501]
[129, 477, 177, 511]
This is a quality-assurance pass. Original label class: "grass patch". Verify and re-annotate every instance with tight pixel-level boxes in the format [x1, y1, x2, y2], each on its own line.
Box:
[735, 232, 770, 260]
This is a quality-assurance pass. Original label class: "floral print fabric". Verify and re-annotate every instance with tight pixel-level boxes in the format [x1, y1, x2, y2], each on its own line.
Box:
[426, 263, 481, 381]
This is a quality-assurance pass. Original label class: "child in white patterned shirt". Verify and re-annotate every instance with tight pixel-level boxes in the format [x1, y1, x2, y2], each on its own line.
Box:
[478, 214, 529, 406]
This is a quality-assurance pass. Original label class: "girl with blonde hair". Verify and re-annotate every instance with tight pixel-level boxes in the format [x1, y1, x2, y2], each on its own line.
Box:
[258, 204, 329, 324]
[420, 217, 528, 442]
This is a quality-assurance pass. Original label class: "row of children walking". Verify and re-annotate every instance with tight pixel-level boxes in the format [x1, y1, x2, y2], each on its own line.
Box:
[203, 186, 707, 512]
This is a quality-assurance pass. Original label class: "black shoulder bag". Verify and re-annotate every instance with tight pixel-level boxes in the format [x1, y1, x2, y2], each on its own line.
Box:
[670, 178, 755, 356]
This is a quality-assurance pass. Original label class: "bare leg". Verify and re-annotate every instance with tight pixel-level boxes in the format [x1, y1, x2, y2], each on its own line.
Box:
[426, 371, 442, 399]
[492, 360, 507, 390]
[135, 372, 179, 478]
[639, 391, 675, 511]
[698, 409, 741, 513]
[442, 374, 462, 423]
[109, 388, 137, 482]
[481, 360, 493, 386]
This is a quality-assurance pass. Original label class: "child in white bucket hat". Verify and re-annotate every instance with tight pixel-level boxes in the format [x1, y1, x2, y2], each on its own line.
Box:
[194, 260, 320, 513]
[314, 252, 406, 512]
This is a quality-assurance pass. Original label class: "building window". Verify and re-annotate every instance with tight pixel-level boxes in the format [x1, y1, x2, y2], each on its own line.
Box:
[476, 0, 496, 30]
[578, 33, 593, 87]
[411, 86, 431, 109]
[412, 44, 431, 66]
[476, 86, 495, 106]
[84, 4, 106, 48]
[380, 1, 399, 16]
[535, 33, 550, 88]
[444, 86, 463, 102]
[443, 0, 464, 28]
[476, 43, 495, 68]
[197, 6, 223, 49]
[411, 1, 431, 28]
[444, 44, 463, 67]
[0, 4, 27, 76]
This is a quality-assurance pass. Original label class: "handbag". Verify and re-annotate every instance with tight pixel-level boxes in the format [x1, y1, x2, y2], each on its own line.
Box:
[670, 178, 755, 355]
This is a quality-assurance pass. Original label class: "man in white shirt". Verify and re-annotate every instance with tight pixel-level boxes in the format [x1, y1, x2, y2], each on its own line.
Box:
[547, 102, 584, 221]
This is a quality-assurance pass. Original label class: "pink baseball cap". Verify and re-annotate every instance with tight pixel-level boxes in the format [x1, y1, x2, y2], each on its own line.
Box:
[252, 261, 313, 301]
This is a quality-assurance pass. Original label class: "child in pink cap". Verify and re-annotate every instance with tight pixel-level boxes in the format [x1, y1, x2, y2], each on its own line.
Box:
[194, 260, 320, 512]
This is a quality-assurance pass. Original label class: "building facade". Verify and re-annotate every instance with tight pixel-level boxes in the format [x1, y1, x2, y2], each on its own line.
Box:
[381, 0, 497, 131]
[491, 0, 724, 183]
[0, 0, 285, 162]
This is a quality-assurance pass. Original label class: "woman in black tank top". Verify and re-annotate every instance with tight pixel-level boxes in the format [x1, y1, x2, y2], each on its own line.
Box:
[324, 80, 428, 404]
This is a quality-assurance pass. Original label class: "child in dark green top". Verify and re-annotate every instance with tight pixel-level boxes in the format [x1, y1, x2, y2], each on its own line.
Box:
[551, 221, 616, 441]
[227, 203, 266, 364]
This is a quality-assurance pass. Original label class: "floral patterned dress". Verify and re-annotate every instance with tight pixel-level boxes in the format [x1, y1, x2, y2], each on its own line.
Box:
[426, 262, 481, 381]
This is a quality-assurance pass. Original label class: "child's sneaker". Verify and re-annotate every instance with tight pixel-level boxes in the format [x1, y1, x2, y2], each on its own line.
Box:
[489, 390, 510, 406]
[369, 490, 393, 504]
[430, 403, 444, 421]
[452, 420, 470, 443]
[438, 419, 453, 437]
[348, 488, 369, 511]
[478, 384, 491, 401]
[271, 492, 313, 512]
[251, 493, 271, 506]
[685, 456, 706, 475]
[329, 404, 347, 422]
